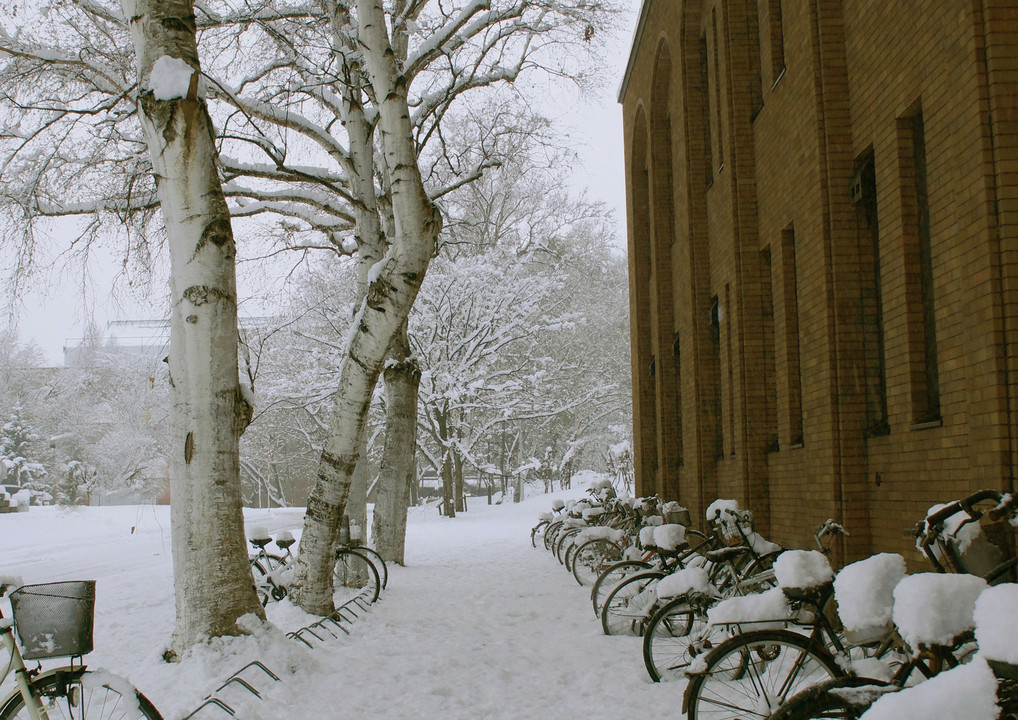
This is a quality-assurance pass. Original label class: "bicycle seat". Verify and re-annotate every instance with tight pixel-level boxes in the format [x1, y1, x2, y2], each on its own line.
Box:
[276, 530, 296, 549]
[704, 546, 749, 563]
[249, 537, 271, 549]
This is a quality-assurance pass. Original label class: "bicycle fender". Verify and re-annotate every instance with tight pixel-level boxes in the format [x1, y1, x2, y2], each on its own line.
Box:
[0, 664, 89, 709]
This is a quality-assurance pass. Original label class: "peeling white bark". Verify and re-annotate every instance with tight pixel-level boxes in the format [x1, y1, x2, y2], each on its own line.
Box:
[124, 0, 264, 655]
[288, 0, 441, 615]
[372, 327, 420, 564]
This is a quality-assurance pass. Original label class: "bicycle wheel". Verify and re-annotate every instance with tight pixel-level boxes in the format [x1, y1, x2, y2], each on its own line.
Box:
[251, 553, 288, 605]
[770, 676, 892, 720]
[685, 528, 712, 554]
[0, 669, 163, 720]
[334, 549, 381, 605]
[543, 520, 564, 551]
[531, 520, 550, 548]
[555, 528, 581, 564]
[563, 537, 581, 572]
[643, 594, 710, 682]
[352, 546, 388, 590]
[600, 570, 664, 636]
[572, 539, 624, 587]
[684, 629, 846, 720]
[590, 560, 654, 617]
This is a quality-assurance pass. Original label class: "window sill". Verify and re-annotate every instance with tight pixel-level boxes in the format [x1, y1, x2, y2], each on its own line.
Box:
[910, 418, 943, 431]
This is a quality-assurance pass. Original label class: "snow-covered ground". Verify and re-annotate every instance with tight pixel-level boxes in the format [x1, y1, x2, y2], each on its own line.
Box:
[2, 475, 1012, 720]
[0, 477, 694, 720]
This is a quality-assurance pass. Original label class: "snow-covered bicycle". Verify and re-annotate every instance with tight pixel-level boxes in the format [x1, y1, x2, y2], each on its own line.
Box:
[248, 529, 384, 607]
[0, 579, 163, 720]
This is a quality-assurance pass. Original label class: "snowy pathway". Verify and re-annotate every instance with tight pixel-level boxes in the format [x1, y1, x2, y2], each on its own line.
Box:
[0, 485, 692, 720]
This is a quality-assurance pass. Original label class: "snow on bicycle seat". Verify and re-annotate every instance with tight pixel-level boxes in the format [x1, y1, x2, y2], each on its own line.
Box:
[275, 530, 296, 549]
[248, 526, 272, 548]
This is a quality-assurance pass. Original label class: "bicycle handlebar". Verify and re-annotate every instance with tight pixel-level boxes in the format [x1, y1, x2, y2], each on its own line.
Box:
[916, 489, 1007, 539]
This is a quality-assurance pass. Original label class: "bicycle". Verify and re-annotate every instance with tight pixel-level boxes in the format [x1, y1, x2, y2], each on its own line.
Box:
[643, 519, 843, 682]
[768, 489, 1018, 719]
[683, 526, 995, 719]
[600, 507, 780, 636]
[0, 579, 163, 720]
[248, 530, 382, 607]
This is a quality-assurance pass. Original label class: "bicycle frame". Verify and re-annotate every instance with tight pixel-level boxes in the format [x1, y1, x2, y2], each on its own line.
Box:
[1, 609, 51, 720]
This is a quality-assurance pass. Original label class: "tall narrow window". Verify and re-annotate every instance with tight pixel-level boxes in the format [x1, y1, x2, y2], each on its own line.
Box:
[767, 0, 785, 85]
[850, 149, 889, 436]
[761, 248, 778, 451]
[699, 32, 713, 188]
[780, 225, 803, 446]
[724, 283, 735, 455]
[673, 335, 684, 465]
[898, 106, 940, 424]
[710, 297, 724, 460]
[711, 8, 724, 168]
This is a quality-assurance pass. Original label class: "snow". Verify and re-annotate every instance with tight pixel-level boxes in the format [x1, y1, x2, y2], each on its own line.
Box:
[652, 523, 686, 551]
[5, 480, 1016, 719]
[892, 572, 988, 649]
[705, 498, 739, 521]
[706, 586, 790, 628]
[974, 583, 1018, 663]
[773, 550, 833, 590]
[833, 553, 905, 640]
[149, 56, 196, 101]
[0, 483, 697, 720]
[858, 656, 1000, 720]
[575, 526, 624, 544]
[639, 525, 656, 547]
[744, 531, 781, 556]
[655, 567, 717, 600]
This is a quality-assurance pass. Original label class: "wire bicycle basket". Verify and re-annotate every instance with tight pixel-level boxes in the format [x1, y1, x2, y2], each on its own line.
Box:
[9, 580, 96, 660]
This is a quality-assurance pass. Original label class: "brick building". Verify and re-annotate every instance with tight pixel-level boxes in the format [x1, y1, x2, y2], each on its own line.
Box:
[619, 0, 1018, 561]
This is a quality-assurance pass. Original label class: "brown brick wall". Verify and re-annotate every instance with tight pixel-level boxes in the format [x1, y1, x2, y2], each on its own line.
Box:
[620, 0, 1018, 564]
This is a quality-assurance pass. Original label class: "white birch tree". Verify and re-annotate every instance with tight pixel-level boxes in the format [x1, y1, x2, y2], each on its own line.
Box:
[121, 0, 264, 654]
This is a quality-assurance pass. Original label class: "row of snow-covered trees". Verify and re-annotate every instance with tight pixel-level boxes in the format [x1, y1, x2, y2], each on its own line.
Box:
[0, 0, 626, 653]
[240, 163, 631, 517]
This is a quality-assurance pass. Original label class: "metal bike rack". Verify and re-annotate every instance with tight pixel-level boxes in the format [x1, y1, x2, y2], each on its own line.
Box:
[180, 661, 282, 720]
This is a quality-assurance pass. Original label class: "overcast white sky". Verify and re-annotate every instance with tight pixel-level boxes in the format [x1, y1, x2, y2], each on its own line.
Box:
[7, 1, 643, 367]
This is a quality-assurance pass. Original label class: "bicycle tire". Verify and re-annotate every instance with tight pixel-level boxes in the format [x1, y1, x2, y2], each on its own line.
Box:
[251, 552, 288, 606]
[555, 528, 581, 564]
[684, 629, 846, 720]
[600, 569, 665, 636]
[531, 520, 550, 548]
[770, 676, 892, 720]
[642, 594, 709, 682]
[685, 528, 712, 554]
[334, 549, 381, 605]
[590, 560, 654, 617]
[563, 536, 580, 572]
[543, 520, 564, 551]
[0, 668, 163, 720]
[352, 546, 388, 590]
[572, 539, 625, 587]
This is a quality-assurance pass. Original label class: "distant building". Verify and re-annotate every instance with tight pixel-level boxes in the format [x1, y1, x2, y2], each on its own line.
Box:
[619, 0, 1018, 560]
[63, 317, 274, 367]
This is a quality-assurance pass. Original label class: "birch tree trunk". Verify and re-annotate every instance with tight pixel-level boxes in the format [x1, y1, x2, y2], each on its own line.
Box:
[124, 0, 264, 655]
[371, 326, 420, 564]
[288, 0, 442, 615]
